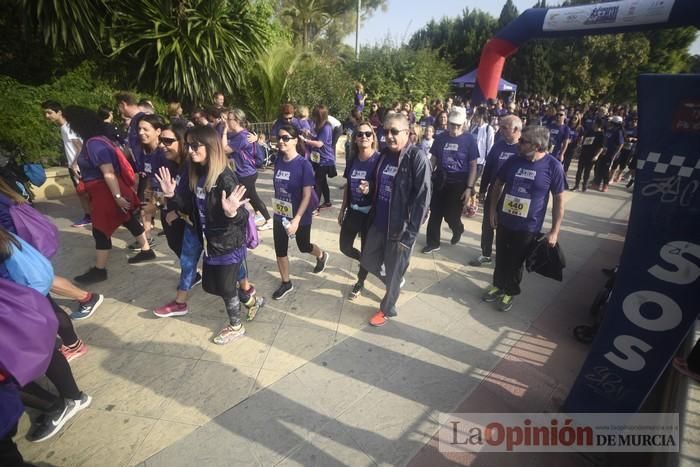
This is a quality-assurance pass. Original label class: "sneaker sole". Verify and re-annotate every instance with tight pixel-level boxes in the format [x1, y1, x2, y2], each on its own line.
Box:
[422, 247, 440, 254]
[213, 329, 246, 345]
[314, 254, 330, 273]
[71, 295, 104, 321]
[273, 285, 294, 300]
[30, 395, 92, 443]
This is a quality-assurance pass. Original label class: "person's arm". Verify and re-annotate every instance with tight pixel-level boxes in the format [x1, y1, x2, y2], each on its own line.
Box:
[462, 159, 477, 206]
[70, 139, 83, 171]
[546, 192, 565, 246]
[288, 185, 312, 235]
[337, 182, 349, 225]
[302, 136, 324, 149]
[559, 136, 569, 162]
[489, 178, 505, 229]
[399, 150, 431, 249]
[99, 163, 130, 211]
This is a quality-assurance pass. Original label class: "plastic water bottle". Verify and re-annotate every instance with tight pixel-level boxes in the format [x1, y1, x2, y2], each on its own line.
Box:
[281, 217, 295, 239]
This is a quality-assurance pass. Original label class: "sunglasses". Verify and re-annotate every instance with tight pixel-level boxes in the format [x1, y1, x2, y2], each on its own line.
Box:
[355, 131, 373, 138]
[185, 141, 202, 152]
[277, 135, 295, 142]
[159, 136, 177, 146]
[385, 128, 407, 136]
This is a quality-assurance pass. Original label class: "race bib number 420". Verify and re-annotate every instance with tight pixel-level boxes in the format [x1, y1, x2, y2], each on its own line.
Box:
[272, 197, 293, 217]
[502, 193, 531, 218]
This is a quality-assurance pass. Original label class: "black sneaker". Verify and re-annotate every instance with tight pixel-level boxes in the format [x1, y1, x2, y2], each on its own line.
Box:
[74, 267, 107, 285]
[313, 251, 330, 274]
[128, 249, 157, 264]
[28, 393, 92, 442]
[348, 282, 363, 300]
[421, 245, 440, 254]
[129, 238, 156, 251]
[272, 281, 294, 300]
[71, 293, 104, 321]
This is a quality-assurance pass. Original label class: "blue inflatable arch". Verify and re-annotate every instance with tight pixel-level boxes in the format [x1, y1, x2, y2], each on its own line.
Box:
[473, 0, 700, 104]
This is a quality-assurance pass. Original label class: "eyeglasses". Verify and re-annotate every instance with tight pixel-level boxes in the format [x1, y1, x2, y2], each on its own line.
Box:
[185, 141, 202, 152]
[159, 136, 177, 146]
[385, 128, 407, 136]
[277, 135, 295, 142]
[355, 131, 373, 138]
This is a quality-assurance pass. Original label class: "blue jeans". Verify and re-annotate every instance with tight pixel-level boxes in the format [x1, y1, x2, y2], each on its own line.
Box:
[177, 225, 203, 291]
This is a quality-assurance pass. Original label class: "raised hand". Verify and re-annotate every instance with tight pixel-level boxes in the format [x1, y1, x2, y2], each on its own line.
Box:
[155, 166, 176, 196]
[221, 184, 248, 218]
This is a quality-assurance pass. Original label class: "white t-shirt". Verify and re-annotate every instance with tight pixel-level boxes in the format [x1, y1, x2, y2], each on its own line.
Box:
[60, 122, 82, 167]
[327, 115, 342, 129]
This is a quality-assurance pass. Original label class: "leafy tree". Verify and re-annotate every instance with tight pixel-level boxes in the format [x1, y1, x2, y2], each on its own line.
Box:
[498, 0, 519, 29]
[286, 55, 353, 115]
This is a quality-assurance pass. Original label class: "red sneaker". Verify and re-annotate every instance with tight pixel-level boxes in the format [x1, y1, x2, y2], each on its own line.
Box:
[369, 310, 389, 327]
[60, 340, 88, 362]
[153, 301, 189, 318]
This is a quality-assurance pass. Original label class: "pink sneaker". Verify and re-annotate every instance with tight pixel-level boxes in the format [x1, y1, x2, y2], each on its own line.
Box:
[153, 301, 189, 318]
[60, 340, 88, 362]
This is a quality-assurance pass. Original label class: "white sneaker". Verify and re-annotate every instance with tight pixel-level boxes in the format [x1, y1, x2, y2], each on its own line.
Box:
[257, 219, 273, 231]
[254, 214, 265, 226]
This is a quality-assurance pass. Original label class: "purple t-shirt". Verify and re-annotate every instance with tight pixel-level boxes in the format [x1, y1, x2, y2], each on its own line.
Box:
[273, 155, 316, 226]
[375, 128, 388, 151]
[419, 115, 435, 128]
[78, 138, 117, 182]
[372, 152, 399, 232]
[310, 123, 335, 166]
[605, 127, 625, 155]
[227, 131, 257, 178]
[496, 154, 565, 233]
[141, 147, 167, 191]
[354, 92, 365, 112]
[343, 152, 380, 208]
[272, 117, 302, 138]
[483, 139, 519, 187]
[548, 123, 570, 158]
[194, 176, 246, 265]
[430, 132, 479, 184]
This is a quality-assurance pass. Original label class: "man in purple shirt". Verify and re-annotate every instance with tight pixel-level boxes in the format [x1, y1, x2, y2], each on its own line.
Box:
[548, 110, 570, 162]
[360, 114, 431, 327]
[470, 115, 522, 267]
[484, 125, 566, 312]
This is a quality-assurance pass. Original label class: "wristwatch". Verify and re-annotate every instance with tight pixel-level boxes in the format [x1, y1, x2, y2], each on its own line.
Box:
[114, 193, 122, 199]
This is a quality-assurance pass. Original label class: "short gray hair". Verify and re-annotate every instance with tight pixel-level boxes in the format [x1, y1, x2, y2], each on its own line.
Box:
[384, 112, 408, 129]
[500, 115, 522, 131]
[228, 108, 247, 126]
[521, 125, 549, 151]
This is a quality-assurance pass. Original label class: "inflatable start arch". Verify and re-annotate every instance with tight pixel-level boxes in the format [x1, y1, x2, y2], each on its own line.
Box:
[473, 0, 700, 104]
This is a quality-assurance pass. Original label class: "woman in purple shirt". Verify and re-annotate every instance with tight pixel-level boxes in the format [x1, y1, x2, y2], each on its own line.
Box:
[224, 109, 272, 231]
[270, 125, 329, 300]
[300, 105, 336, 209]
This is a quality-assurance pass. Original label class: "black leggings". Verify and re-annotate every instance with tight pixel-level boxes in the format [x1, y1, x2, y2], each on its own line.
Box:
[339, 208, 369, 283]
[92, 213, 144, 250]
[49, 295, 78, 346]
[239, 173, 270, 220]
[314, 165, 332, 205]
[273, 218, 313, 257]
[22, 348, 82, 410]
[161, 210, 185, 257]
[575, 155, 595, 188]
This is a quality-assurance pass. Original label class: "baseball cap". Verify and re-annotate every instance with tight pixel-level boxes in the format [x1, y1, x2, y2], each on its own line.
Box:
[448, 107, 467, 125]
[611, 116, 623, 124]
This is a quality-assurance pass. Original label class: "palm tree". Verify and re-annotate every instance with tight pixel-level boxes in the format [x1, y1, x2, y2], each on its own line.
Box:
[281, 0, 332, 48]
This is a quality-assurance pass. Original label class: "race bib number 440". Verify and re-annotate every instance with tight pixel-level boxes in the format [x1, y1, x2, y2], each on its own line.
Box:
[272, 197, 293, 217]
[502, 193, 531, 218]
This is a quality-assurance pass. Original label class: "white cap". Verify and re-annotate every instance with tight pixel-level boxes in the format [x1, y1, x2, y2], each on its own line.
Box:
[611, 116, 623, 124]
[448, 107, 467, 125]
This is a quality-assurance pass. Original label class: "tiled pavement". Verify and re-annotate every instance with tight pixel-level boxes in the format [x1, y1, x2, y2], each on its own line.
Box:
[15, 158, 657, 466]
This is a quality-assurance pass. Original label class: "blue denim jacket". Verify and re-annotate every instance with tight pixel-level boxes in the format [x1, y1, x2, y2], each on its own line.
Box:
[371, 144, 432, 248]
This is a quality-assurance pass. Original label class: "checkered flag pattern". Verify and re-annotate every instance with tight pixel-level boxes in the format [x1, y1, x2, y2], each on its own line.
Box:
[637, 152, 700, 178]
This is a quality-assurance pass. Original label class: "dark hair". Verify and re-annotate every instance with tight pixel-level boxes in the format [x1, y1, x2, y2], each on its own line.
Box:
[97, 104, 112, 121]
[213, 91, 224, 99]
[279, 103, 295, 115]
[114, 92, 137, 106]
[139, 114, 166, 131]
[63, 106, 107, 140]
[41, 100, 62, 112]
[276, 124, 305, 155]
[203, 105, 223, 120]
[163, 123, 187, 167]
[0, 226, 20, 263]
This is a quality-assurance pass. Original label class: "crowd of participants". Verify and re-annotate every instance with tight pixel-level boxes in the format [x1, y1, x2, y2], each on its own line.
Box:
[0, 86, 640, 463]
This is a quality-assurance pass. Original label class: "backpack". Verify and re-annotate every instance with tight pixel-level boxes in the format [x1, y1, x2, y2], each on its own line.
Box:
[23, 163, 47, 186]
[244, 204, 260, 249]
[0, 194, 59, 259]
[3, 233, 55, 295]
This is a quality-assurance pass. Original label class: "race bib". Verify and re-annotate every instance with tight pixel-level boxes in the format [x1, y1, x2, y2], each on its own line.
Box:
[583, 137, 594, 146]
[272, 197, 293, 217]
[144, 162, 152, 173]
[623, 142, 633, 150]
[310, 152, 321, 163]
[502, 193, 531, 218]
[196, 186, 206, 200]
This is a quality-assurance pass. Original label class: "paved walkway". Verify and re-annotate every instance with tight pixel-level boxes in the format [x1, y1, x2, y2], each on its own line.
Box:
[17, 158, 636, 466]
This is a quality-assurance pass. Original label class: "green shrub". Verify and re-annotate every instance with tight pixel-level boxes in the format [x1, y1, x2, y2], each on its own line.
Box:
[286, 55, 354, 118]
[0, 61, 165, 164]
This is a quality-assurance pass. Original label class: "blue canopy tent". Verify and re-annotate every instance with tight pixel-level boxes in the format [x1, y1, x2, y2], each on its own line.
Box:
[452, 69, 518, 93]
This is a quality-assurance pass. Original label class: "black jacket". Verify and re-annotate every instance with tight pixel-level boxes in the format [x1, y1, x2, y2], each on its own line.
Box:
[526, 236, 566, 281]
[171, 167, 248, 257]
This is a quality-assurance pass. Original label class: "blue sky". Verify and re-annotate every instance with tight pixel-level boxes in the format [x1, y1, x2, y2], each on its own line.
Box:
[343, 0, 700, 54]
